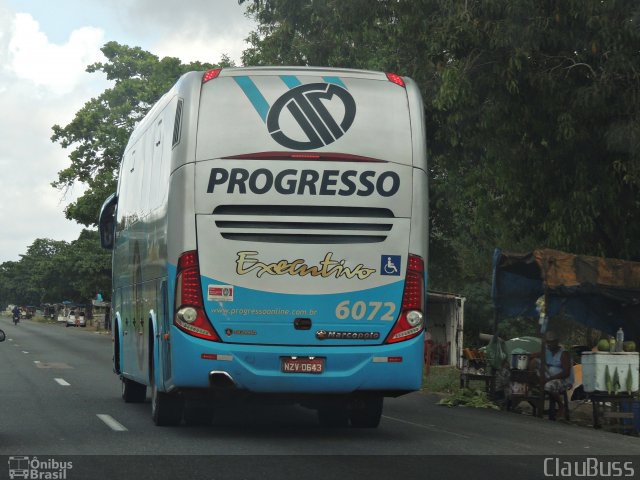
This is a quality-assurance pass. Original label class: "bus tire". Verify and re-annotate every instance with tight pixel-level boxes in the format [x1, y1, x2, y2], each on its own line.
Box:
[349, 396, 383, 428]
[317, 405, 349, 428]
[148, 336, 182, 426]
[113, 324, 121, 374]
[121, 378, 147, 403]
[151, 383, 183, 426]
[183, 405, 214, 426]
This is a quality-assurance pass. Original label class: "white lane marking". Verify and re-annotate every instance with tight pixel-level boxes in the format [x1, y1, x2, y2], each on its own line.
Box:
[54, 378, 71, 386]
[382, 415, 472, 439]
[22, 351, 29, 354]
[34, 361, 41, 364]
[97, 414, 128, 432]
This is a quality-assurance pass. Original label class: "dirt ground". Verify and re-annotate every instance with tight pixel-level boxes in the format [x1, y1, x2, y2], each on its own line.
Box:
[510, 397, 639, 436]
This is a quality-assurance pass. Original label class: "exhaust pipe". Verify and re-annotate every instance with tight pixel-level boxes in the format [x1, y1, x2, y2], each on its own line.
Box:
[209, 371, 236, 389]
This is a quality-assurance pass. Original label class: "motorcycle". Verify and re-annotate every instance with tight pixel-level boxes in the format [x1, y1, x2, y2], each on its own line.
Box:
[13, 313, 19, 326]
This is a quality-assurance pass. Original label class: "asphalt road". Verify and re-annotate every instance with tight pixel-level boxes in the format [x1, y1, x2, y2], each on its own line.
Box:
[0, 316, 638, 480]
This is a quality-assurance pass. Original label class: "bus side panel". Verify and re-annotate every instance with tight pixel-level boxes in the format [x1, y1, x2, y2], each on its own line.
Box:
[113, 94, 185, 387]
[410, 167, 429, 278]
[166, 163, 197, 271]
[406, 77, 428, 173]
[161, 163, 197, 391]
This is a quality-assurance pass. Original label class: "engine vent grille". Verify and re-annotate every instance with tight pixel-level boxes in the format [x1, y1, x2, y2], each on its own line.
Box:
[212, 205, 394, 244]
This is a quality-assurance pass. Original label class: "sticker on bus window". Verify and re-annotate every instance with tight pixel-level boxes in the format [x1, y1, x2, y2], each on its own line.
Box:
[208, 285, 234, 302]
[380, 255, 401, 276]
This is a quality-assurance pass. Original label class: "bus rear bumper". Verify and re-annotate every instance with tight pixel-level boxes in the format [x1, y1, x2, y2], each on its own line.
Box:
[169, 331, 424, 394]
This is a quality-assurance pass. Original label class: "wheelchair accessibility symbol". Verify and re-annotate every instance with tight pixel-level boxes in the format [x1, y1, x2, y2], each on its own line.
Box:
[381, 255, 401, 276]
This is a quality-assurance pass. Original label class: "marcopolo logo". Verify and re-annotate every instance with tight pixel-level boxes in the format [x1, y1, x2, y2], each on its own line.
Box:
[266, 83, 356, 150]
[316, 330, 380, 341]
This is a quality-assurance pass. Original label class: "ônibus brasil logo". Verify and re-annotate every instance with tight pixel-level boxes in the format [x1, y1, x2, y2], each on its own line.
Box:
[266, 82, 356, 150]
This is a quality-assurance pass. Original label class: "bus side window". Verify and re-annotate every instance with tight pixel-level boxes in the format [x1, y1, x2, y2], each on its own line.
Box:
[129, 141, 145, 223]
[116, 150, 135, 231]
[99, 193, 118, 249]
[149, 117, 164, 211]
[139, 129, 153, 217]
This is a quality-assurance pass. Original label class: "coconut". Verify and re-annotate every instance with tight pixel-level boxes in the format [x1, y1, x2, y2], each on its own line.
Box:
[622, 341, 636, 352]
[597, 339, 610, 351]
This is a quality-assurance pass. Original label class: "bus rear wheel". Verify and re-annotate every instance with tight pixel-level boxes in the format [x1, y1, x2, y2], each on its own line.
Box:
[183, 404, 214, 426]
[349, 396, 383, 428]
[121, 378, 146, 403]
[317, 405, 349, 428]
[151, 383, 184, 426]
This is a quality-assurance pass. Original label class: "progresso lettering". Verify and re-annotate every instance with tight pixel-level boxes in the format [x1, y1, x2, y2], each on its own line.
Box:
[207, 168, 400, 197]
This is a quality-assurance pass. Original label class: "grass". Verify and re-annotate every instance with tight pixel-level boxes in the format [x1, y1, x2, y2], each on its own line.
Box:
[423, 365, 500, 409]
[422, 365, 460, 394]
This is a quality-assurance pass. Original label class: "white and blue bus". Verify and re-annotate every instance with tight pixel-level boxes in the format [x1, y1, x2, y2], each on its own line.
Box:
[99, 67, 428, 427]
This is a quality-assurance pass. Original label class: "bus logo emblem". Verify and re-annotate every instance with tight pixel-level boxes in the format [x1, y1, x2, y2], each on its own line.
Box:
[267, 83, 356, 150]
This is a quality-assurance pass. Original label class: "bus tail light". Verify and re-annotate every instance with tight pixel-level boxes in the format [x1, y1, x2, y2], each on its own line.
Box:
[202, 68, 222, 83]
[385, 254, 425, 344]
[174, 251, 221, 341]
[386, 72, 406, 88]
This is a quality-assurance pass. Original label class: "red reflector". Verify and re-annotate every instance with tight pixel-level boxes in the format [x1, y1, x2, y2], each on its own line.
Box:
[201, 353, 218, 360]
[178, 251, 198, 269]
[203, 68, 222, 83]
[388, 356, 403, 363]
[407, 255, 425, 273]
[386, 72, 405, 88]
[403, 256, 425, 311]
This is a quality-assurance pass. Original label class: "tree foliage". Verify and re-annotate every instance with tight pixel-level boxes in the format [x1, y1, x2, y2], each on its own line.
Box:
[45, 2, 640, 336]
[0, 231, 111, 306]
[240, 0, 640, 334]
[51, 42, 231, 226]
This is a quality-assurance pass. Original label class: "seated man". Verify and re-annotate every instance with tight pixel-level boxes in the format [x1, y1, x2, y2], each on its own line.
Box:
[529, 330, 574, 419]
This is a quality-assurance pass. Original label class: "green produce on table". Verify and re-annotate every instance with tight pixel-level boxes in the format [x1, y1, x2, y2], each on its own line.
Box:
[612, 367, 620, 395]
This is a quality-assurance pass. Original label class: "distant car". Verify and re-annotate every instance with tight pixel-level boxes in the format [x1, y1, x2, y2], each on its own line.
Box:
[66, 311, 86, 327]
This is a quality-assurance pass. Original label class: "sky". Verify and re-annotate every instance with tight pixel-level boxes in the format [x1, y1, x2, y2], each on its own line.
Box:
[0, 0, 255, 263]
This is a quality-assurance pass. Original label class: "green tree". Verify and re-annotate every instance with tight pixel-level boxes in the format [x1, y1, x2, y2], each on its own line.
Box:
[0, 232, 112, 307]
[240, 0, 640, 336]
[51, 42, 232, 226]
[56, 230, 112, 302]
[0, 239, 69, 306]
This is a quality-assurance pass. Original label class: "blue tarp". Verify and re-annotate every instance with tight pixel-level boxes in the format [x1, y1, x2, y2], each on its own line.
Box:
[492, 248, 640, 341]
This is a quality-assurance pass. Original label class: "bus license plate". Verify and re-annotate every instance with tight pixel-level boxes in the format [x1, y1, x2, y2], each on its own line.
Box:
[281, 357, 325, 374]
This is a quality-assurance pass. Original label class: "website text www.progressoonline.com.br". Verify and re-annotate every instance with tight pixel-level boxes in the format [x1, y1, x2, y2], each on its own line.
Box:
[211, 307, 318, 317]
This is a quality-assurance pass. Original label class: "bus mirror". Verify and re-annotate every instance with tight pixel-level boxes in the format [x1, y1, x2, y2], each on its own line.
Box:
[99, 193, 118, 250]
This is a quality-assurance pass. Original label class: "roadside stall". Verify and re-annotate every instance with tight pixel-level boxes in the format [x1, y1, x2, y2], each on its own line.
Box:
[426, 291, 465, 368]
[492, 248, 640, 431]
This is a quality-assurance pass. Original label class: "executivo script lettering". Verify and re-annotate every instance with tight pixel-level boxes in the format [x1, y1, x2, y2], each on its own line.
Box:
[236, 251, 376, 280]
